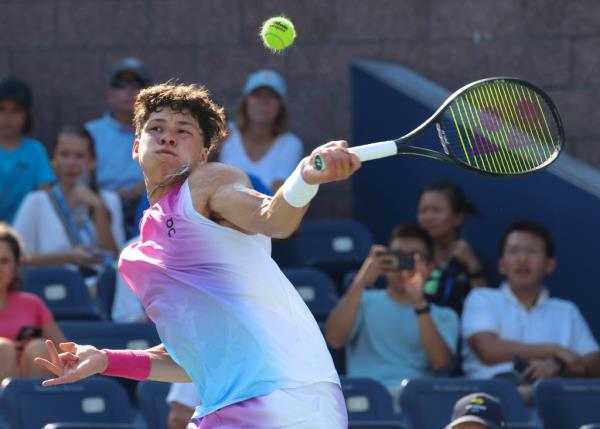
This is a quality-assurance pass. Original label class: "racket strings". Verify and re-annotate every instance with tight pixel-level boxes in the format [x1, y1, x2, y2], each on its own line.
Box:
[442, 80, 561, 174]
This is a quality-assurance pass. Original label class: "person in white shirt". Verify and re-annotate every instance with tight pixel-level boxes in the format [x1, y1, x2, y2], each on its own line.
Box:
[218, 70, 303, 194]
[462, 220, 598, 400]
[13, 126, 124, 291]
[111, 235, 147, 323]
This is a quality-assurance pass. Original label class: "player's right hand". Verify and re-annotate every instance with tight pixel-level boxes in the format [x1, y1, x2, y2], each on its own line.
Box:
[34, 340, 108, 387]
[301, 141, 360, 185]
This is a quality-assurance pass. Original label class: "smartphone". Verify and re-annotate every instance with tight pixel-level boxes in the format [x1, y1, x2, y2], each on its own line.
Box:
[16, 326, 43, 342]
[385, 251, 415, 271]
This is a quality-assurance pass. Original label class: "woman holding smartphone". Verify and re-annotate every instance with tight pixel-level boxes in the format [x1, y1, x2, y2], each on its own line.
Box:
[417, 181, 487, 315]
[13, 125, 124, 292]
[0, 223, 66, 381]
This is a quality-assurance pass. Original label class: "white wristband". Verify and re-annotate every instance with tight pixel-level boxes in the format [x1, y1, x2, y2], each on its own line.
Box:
[281, 161, 319, 208]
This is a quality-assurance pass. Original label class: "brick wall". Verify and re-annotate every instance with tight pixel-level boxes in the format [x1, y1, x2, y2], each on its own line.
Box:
[1, 0, 598, 217]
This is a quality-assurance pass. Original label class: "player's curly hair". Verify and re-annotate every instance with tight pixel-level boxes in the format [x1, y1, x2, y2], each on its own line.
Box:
[133, 82, 228, 154]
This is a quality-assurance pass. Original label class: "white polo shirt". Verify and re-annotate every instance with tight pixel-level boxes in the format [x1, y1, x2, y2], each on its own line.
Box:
[462, 283, 599, 379]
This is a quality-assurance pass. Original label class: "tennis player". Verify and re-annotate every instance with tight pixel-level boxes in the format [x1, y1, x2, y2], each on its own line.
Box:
[35, 82, 359, 428]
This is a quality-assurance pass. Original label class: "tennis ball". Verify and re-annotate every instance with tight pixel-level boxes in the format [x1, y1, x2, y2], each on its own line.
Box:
[260, 16, 296, 53]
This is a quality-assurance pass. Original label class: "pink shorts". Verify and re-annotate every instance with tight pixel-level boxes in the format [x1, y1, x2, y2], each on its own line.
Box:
[187, 382, 347, 429]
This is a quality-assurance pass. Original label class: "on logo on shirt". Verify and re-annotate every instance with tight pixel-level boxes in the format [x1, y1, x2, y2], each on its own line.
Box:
[166, 217, 176, 237]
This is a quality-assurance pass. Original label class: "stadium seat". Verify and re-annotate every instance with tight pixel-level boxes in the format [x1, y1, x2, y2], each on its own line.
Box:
[283, 267, 338, 321]
[273, 219, 372, 288]
[96, 265, 117, 320]
[399, 378, 533, 429]
[136, 381, 171, 429]
[349, 423, 408, 429]
[59, 321, 160, 350]
[341, 377, 402, 426]
[317, 322, 346, 375]
[534, 379, 600, 429]
[22, 267, 104, 320]
[0, 377, 134, 429]
[43, 424, 138, 429]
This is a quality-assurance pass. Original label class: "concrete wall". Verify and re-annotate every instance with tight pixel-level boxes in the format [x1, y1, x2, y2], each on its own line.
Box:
[1, 0, 598, 217]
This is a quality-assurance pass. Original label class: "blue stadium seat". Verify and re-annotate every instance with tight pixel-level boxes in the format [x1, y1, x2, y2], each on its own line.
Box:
[283, 267, 338, 321]
[136, 381, 171, 429]
[22, 267, 104, 320]
[534, 379, 600, 429]
[341, 377, 402, 426]
[43, 424, 138, 429]
[399, 378, 532, 429]
[59, 321, 160, 350]
[0, 377, 133, 429]
[273, 219, 372, 288]
[96, 265, 117, 320]
[317, 322, 346, 375]
[349, 423, 408, 429]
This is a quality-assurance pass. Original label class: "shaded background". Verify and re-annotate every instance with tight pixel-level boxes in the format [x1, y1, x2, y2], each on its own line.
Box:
[1, 0, 599, 217]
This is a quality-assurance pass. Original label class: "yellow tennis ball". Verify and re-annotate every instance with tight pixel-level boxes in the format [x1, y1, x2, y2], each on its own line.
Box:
[260, 16, 296, 52]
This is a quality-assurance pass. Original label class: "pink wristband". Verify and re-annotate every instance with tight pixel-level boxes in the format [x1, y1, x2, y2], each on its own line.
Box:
[101, 349, 151, 380]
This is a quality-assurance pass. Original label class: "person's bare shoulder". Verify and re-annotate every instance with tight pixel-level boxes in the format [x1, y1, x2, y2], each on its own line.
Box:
[187, 162, 252, 216]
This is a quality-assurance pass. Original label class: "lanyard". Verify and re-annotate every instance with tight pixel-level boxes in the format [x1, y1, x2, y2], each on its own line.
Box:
[51, 184, 95, 245]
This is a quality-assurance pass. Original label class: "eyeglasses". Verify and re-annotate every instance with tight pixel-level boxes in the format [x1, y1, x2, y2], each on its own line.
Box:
[110, 78, 144, 89]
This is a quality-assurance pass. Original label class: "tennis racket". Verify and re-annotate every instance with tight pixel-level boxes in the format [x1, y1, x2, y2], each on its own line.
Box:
[315, 77, 564, 176]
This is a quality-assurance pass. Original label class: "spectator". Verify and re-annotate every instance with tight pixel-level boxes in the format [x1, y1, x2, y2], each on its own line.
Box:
[13, 126, 123, 292]
[218, 69, 303, 194]
[462, 220, 599, 398]
[111, 235, 146, 322]
[325, 224, 459, 407]
[86, 58, 149, 228]
[417, 181, 487, 314]
[166, 383, 201, 429]
[0, 78, 55, 223]
[0, 222, 66, 381]
[446, 392, 506, 429]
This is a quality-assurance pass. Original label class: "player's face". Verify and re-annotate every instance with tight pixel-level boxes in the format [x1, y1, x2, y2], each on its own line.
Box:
[0, 241, 17, 292]
[0, 99, 27, 140]
[246, 87, 282, 126]
[134, 108, 207, 177]
[385, 237, 431, 291]
[53, 134, 94, 186]
[417, 191, 464, 241]
[499, 231, 555, 290]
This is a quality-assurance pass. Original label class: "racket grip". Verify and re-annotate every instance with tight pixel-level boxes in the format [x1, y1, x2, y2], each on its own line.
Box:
[314, 140, 397, 171]
[349, 140, 398, 162]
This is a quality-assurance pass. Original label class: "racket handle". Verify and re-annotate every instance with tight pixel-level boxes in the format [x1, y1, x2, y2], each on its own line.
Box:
[314, 140, 397, 171]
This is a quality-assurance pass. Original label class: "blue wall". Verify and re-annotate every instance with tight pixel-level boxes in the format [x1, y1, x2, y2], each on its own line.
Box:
[351, 61, 600, 341]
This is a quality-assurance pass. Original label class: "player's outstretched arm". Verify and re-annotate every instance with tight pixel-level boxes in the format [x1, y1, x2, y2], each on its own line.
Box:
[35, 340, 191, 387]
[207, 141, 360, 238]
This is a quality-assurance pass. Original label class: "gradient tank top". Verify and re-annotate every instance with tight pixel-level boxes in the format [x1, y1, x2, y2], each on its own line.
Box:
[118, 180, 339, 417]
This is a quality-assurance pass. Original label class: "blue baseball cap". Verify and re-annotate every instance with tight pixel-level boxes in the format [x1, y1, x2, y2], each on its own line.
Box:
[109, 57, 151, 87]
[446, 393, 506, 429]
[243, 69, 287, 100]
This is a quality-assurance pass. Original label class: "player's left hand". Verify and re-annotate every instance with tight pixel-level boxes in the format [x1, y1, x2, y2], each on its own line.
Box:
[302, 141, 361, 185]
